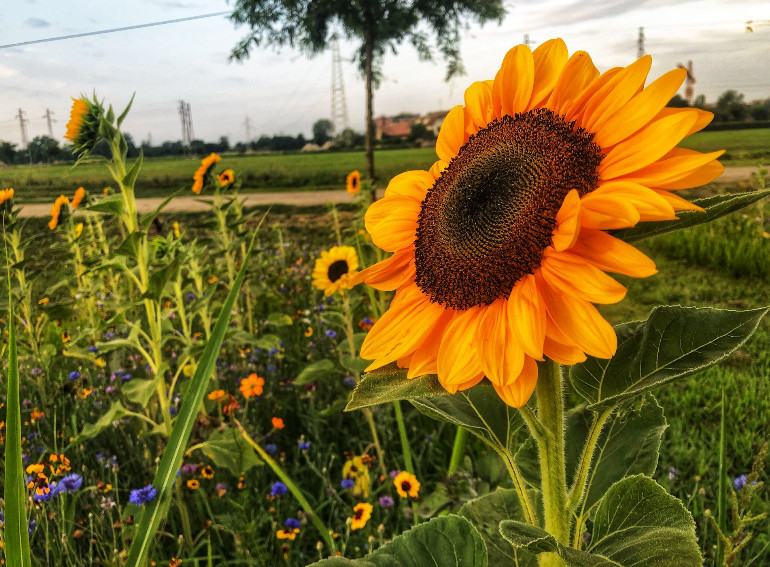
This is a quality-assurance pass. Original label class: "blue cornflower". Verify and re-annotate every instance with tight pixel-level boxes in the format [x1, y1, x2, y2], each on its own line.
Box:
[28, 519, 36, 535]
[266, 364, 277, 372]
[298, 441, 310, 451]
[340, 479, 355, 490]
[32, 484, 58, 502]
[270, 482, 288, 497]
[68, 371, 81, 380]
[734, 475, 748, 490]
[88, 346, 99, 353]
[325, 330, 336, 338]
[129, 484, 157, 505]
[58, 474, 83, 493]
[265, 443, 278, 455]
[285, 517, 301, 530]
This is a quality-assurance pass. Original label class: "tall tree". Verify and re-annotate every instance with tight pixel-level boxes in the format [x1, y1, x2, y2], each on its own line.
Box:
[228, 0, 505, 195]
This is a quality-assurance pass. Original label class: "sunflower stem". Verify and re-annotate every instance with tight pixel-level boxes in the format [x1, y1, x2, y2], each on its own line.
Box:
[535, 358, 569, 566]
[447, 426, 467, 476]
[393, 401, 415, 474]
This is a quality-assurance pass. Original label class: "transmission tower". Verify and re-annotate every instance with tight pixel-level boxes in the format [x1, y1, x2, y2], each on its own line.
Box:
[523, 34, 536, 47]
[330, 36, 349, 134]
[637, 27, 645, 59]
[16, 108, 29, 147]
[43, 108, 56, 138]
[178, 100, 194, 153]
[244, 115, 252, 142]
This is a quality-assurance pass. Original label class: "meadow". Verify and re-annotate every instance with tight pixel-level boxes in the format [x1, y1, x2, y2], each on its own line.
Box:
[1, 122, 770, 567]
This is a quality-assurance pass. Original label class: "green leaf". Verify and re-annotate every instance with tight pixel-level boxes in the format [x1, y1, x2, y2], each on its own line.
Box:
[460, 489, 538, 566]
[308, 516, 487, 567]
[318, 397, 349, 417]
[122, 152, 144, 189]
[195, 427, 263, 476]
[570, 305, 769, 410]
[70, 401, 129, 444]
[114, 230, 145, 261]
[4, 257, 32, 566]
[345, 366, 447, 411]
[125, 229, 260, 567]
[255, 333, 281, 351]
[116, 92, 136, 127]
[294, 358, 338, 385]
[340, 355, 369, 374]
[266, 312, 293, 326]
[412, 386, 525, 453]
[87, 194, 126, 216]
[143, 257, 180, 302]
[122, 379, 157, 407]
[613, 190, 770, 242]
[500, 476, 703, 566]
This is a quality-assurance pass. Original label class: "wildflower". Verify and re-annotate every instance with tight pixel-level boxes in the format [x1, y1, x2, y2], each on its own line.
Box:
[0, 187, 14, 207]
[346, 170, 361, 195]
[173, 221, 181, 238]
[272, 417, 285, 430]
[350, 502, 373, 530]
[207, 389, 227, 401]
[265, 444, 278, 454]
[218, 169, 235, 186]
[341, 479, 356, 490]
[239, 373, 265, 398]
[359, 317, 376, 331]
[342, 455, 371, 498]
[216, 482, 228, 497]
[74, 222, 84, 238]
[129, 484, 157, 505]
[181, 463, 199, 475]
[312, 246, 359, 296]
[64, 95, 103, 157]
[352, 39, 723, 408]
[78, 387, 93, 399]
[58, 473, 83, 493]
[276, 528, 299, 540]
[26, 463, 45, 475]
[298, 441, 310, 451]
[304, 326, 313, 337]
[192, 153, 222, 194]
[169, 558, 183, 567]
[285, 517, 301, 530]
[71, 186, 86, 208]
[200, 465, 214, 479]
[270, 481, 288, 497]
[186, 479, 200, 490]
[68, 371, 81, 380]
[30, 408, 45, 422]
[61, 332, 70, 342]
[393, 471, 420, 499]
[325, 329, 337, 339]
[38, 297, 49, 305]
[48, 194, 69, 230]
[733, 474, 756, 490]
[378, 495, 394, 508]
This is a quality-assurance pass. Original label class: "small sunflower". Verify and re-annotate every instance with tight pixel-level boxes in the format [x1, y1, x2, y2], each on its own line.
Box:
[312, 246, 359, 297]
[48, 194, 70, 230]
[192, 153, 222, 194]
[353, 38, 723, 408]
[0, 187, 14, 207]
[186, 479, 200, 490]
[64, 95, 103, 157]
[200, 465, 215, 479]
[346, 170, 361, 195]
[393, 471, 420, 499]
[276, 528, 299, 540]
[218, 169, 235, 186]
[350, 502, 373, 530]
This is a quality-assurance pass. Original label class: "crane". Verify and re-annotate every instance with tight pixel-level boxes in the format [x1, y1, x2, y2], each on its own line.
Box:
[676, 61, 696, 105]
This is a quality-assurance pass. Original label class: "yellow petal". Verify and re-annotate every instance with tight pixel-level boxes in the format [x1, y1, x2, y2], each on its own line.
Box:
[541, 250, 627, 305]
[436, 105, 466, 163]
[655, 107, 714, 135]
[543, 334, 587, 365]
[580, 190, 641, 229]
[464, 81, 495, 130]
[437, 307, 485, 391]
[570, 229, 657, 277]
[384, 170, 435, 200]
[585, 181, 676, 223]
[508, 274, 546, 360]
[493, 44, 534, 118]
[529, 38, 569, 109]
[493, 357, 539, 408]
[351, 247, 415, 291]
[364, 195, 420, 252]
[406, 311, 454, 379]
[564, 67, 621, 123]
[623, 149, 725, 188]
[477, 299, 525, 387]
[551, 189, 581, 251]
[546, 51, 599, 116]
[651, 189, 706, 212]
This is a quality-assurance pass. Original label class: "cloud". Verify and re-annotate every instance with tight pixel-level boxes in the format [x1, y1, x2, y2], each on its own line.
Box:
[24, 17, 50, 28]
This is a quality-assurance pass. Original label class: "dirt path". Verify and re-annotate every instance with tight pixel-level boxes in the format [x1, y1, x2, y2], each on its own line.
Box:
[16, 165, 763, 218]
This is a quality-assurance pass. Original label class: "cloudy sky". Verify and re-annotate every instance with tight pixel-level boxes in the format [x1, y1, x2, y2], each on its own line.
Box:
[1, 0, 768, 147]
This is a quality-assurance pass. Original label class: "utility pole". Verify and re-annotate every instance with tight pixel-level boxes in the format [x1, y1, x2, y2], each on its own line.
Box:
[244, 115, 252, 142]
[637, 27, 645, 59]
[178, 100, 194, 154]
[43, 108, 56, 138]
[330, 35, 349, 134]
[16, 108, 29, 147]
[523, 34, 536, 47]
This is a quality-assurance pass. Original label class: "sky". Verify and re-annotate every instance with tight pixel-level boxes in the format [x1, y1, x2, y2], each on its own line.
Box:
[1, 0, 768, 147]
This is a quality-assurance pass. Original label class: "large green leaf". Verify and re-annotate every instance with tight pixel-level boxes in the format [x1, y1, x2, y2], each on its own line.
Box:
[345, 367, 447, 411]
[70, 401, 130, 444]
[87, 194, 126, 216]
[613, 190, 770, 243]
[122, 379, 157, 407]
[500, 476, 703, 566]
[113, 230, 145, 261]
[294, 358, 338, 386]
[412, 386, 525, 453]
[308, 515, 487, 567]
[570, 305, 769, 410]
[460, 488, 538, 566]
[195, 427, 263, 476]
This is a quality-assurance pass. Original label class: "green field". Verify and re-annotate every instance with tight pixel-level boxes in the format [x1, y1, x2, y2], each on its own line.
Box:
[2, 127, 768, 204]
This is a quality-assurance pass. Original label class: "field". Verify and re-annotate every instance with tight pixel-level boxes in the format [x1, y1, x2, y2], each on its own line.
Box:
[1, 123, 769, 567]
[2, 128, 768, 204]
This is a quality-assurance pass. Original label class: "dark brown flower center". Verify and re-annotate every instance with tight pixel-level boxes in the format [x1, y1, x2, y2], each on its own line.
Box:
[327, 260, 349, 282]
[414, 109, 603, 310]
[401, 481, 411, 492]
[354, 508, 364, 520]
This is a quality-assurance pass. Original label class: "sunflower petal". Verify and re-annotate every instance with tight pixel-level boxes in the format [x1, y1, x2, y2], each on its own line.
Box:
[547, 50, 599, 116]
[493, 357, 539, 408]
[570, 228, 658, 277]
[508, 274, 546, 360]
[541, 250, 627, 304]
[651, 189, 706, 212]
[493, 44, 535, 118]
[594, 68, 687, 148]
[586, 181, 676, 222]
[437, 307, 485, 391]
[564, 67, 621, 123]
[436, 105, 466, 163]
[406, 311, 454, 379]
[529, 39, 569, 109]
[384, 170, 435, 200]
[655, 107, 714, 135]
[599, 110, 699, 179]
[477, 299, 525, 387]
[551, 189, 581, 251]
[464, 81, 495, 130]
[543, 334, 587, 365]
[351, 247, 415, 291]
[365, 196, 420, 252]
[580, 192, 641, 229]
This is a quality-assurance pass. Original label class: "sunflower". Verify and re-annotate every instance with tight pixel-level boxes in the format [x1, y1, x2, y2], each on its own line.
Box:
[64, 96, 103, 157]
[352, 39, 723, 408]
[350, 502, 373, 530]
[71, 186, 86, 208]
[0, 187, 14, 206]
[393, 471, 420, 499]
[48, 194, 70, 230]
[346, 170, 361, 195]
[312, 246, 359, 296]
[218, 169, 235, 186]
[192, 153, 222, 194]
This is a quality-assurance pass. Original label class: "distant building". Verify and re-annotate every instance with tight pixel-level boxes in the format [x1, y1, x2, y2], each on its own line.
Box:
[374, 110, 449, 139]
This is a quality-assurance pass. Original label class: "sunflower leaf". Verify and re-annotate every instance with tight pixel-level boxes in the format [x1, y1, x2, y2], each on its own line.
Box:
[613, 190, 770, 242]
[570, 305, 769, 411]
[345, 367, 447, 410]
[194, 426, 263, 477]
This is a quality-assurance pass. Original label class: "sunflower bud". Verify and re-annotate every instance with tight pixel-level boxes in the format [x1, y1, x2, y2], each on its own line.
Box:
[64, 95, 105, 159]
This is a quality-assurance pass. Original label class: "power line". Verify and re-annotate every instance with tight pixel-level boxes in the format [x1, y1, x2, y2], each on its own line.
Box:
[0, 11, 230, 50]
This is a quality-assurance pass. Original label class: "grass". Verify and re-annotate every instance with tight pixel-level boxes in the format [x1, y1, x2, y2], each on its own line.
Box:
[680, 128, 770, 165]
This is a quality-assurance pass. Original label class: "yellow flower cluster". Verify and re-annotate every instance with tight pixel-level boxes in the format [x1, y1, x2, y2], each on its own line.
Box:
[0, 187, 14, 206]
[192, 153, 222, 194]
[48, 194, 70, 230]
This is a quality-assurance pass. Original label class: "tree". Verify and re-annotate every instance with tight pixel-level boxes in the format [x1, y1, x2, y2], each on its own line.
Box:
[715, 90, 747, 122]
[0, 141, 17, 165]
[27, 135, 60, 163]
[312, 118, 334, 146]
[228, 0, 505, 197]
[408, 122, 435, 143]
[667, 94, 689, 108]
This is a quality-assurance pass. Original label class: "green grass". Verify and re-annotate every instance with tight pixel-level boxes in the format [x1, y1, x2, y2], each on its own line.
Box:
[680, 128, 770, 165]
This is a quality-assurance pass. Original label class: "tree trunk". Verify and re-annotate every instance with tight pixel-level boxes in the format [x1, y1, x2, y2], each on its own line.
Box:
[364, 17, 376, 200]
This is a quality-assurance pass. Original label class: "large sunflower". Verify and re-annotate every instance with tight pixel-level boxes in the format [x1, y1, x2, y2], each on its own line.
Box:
[312, 246, 359, 296]
[352, 39, 723, 408]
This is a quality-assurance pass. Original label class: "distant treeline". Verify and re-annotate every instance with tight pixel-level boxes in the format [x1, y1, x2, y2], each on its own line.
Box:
[1, 90, 766, 166]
